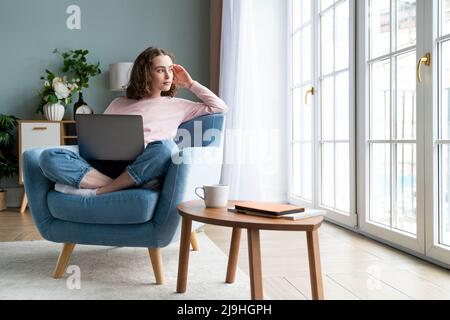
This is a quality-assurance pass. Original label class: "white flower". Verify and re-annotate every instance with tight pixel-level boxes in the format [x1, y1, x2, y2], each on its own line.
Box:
[54, 82, 70, 99]
[44, 81, 50, 87]
[52, 77, 61, 86]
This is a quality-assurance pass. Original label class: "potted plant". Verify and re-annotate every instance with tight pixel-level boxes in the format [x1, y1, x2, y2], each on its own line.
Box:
[54, 49, 101, 117]
[37, 70, 79, 121]
[0, 114, 19, 211]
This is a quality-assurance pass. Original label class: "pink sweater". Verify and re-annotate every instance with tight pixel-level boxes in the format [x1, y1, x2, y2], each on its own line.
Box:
[104, 81, 228, 145]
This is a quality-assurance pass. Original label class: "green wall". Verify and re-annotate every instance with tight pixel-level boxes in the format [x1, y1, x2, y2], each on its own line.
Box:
[0, 0, 211, 119]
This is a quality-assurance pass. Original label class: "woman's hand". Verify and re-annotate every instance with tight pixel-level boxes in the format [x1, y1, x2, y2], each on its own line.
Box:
[173, 64, 194, 88]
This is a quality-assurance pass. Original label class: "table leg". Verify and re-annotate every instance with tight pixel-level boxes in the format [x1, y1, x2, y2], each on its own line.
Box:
[306, 230, 324, 300]
[176, 217, 192, 293]
[226, 227, 242, 283]
[247, 228, 263, 300]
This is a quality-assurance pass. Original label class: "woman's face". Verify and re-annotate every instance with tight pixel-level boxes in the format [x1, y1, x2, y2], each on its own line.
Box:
[150, 55, 174, 93]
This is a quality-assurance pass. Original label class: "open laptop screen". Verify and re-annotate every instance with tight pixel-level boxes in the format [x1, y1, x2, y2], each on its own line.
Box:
[75, 114, 144, 161]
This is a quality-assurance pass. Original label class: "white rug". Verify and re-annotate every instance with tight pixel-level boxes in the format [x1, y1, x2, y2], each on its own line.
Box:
[0, 232, 251, 300]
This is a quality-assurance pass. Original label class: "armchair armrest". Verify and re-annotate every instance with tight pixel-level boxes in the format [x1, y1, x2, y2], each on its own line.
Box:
[22, 148, 55, 238]
[22, 146, 79, 237]
[151, 146, 223, 243]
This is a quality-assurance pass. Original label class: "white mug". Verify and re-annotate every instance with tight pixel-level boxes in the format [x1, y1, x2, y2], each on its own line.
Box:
[195, 184, 229, 208]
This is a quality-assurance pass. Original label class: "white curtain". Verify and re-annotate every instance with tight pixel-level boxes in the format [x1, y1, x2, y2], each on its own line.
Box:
[219, 0, 287, 202]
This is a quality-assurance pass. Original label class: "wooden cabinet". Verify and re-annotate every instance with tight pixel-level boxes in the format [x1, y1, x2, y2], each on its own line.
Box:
[18, 120, 77, 212]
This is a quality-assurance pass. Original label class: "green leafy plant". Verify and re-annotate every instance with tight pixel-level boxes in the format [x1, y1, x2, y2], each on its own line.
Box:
[54, 49, 101, 90]
[36, 70, 78, 114]
[0, 114, 19, 191]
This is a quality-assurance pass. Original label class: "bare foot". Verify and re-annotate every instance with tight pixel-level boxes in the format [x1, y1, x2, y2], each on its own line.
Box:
[80, 169, 114, 189]
[95, 171, 136, 195]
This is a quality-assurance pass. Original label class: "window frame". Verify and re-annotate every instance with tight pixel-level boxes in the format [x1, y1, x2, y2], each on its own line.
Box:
[357, 0, 426, 253]
[287, 0, 357, 228]
[424, 0, 450, 265]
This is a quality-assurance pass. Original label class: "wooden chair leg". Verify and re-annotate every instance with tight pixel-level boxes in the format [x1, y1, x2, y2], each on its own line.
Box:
[53, 243, 75, 279]
[20, 193, 28, 214]
[148, 248, 164, 285]
[190, 231, 200, 251]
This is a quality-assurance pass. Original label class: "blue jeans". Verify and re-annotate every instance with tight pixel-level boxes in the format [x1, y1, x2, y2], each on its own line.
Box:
[39, 140, 179, 188]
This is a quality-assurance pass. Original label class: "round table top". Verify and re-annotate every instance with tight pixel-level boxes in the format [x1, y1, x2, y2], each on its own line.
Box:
[177, 200, 323, 232]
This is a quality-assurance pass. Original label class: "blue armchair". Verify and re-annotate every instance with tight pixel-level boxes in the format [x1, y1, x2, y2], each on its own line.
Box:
[22, 114, 225, 284]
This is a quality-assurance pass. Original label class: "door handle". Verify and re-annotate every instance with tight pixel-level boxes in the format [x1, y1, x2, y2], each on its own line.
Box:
[305, 86, 315, 105]
[417, 52, 431, 83]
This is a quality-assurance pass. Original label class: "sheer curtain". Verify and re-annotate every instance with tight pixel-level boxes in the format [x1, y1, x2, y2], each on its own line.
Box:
[219, 0, 287, 202]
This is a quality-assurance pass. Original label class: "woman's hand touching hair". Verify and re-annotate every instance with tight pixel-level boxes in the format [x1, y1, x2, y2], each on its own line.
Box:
[173, 64, 195, 89]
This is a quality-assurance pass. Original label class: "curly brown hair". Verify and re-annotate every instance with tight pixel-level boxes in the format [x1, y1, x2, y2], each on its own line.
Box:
[126, 47, 177, 100]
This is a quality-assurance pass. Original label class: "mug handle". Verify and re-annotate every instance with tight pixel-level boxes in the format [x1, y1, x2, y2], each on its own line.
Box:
[195, 187, 205, 200]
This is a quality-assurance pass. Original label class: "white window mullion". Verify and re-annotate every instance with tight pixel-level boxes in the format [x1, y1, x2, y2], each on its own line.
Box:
[390, 48, 396, 230]
[333, 4, 337, 210]
[313, 0, 320, 210]
[422, 0, 436, 257]
[391, 142, 397, 229]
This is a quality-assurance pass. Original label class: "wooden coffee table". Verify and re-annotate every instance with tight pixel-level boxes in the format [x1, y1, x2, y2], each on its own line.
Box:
[176, 200, 324, 300]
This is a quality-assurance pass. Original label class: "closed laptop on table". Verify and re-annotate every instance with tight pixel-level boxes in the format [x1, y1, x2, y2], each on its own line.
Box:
[234, 201, 305, 216]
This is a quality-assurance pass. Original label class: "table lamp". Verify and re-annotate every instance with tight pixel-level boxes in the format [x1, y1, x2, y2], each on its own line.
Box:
[109, 62, 133, 91]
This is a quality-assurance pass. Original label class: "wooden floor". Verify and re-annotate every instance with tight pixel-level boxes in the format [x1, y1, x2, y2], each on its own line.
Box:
[2, 208, 450, 300]
[0, 209, 42, 242]
[203, 224, 450, 300]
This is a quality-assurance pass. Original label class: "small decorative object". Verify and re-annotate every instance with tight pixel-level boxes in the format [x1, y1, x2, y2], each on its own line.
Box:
[43, 103, 65, 121]
[73, 91, 94, 115]
[0, 114, 19, 211]
[37, 69, 78, 121]
[54, 49, 101, 118]
[74, 101, 94, 115]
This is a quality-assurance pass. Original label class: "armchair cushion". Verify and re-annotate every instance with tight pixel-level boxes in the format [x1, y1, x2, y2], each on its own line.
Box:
[47, 189, 160, 225]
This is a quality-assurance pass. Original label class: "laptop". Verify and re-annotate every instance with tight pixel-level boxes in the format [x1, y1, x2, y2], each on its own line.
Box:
[75, 114, 145, 161]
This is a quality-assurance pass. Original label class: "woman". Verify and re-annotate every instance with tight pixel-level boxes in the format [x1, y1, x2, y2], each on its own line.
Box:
[39, 47, 228, 196]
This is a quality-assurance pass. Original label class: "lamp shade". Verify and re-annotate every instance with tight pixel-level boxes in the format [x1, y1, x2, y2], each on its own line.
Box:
[109, 62, 133, 91]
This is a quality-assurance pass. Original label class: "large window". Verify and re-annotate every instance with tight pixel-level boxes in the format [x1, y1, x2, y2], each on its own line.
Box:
[291, 0, 314, 203]
[359, 0, 450, 263]
[320, 0, 351, 214]
[367, 0, 417, 235]
[359, 0, 424, 253]
[289, 0, 356, 227]
[290, 0, 450, 266]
